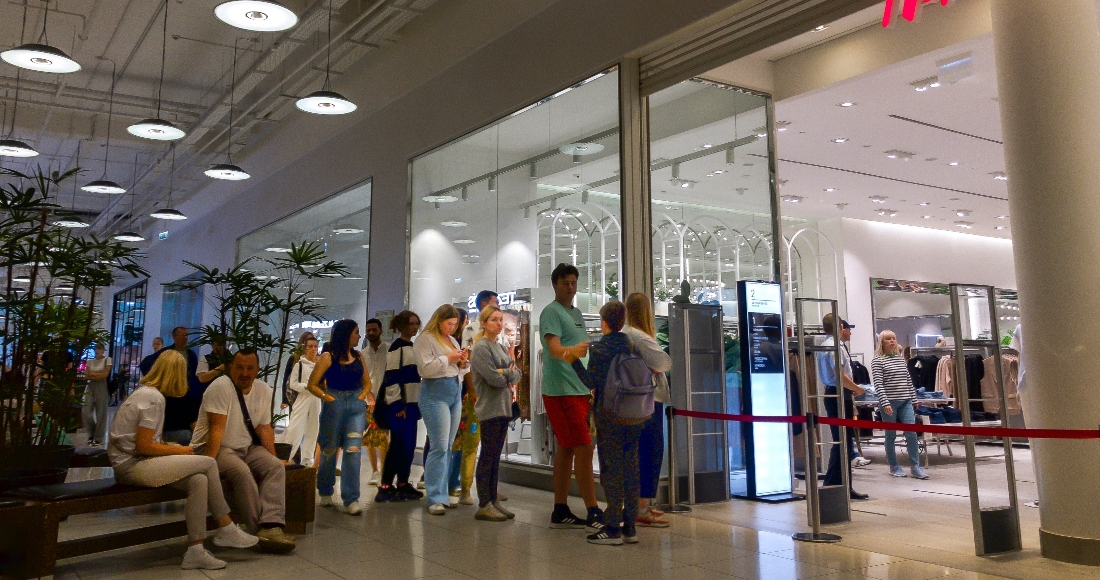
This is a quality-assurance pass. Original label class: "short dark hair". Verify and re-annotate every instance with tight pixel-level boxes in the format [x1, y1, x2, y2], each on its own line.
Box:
[231, 347, 259, 365]
[391, 310, 419, 332]
[600, 301, 626, 333]
[551, 263, 579, 285]
[475, 290, 498, 310]
[171, 326, 188, 336]
[365, 318, 383, 330]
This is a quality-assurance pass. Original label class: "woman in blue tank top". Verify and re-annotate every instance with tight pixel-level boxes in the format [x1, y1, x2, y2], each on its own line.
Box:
[305, 319, 375, 514]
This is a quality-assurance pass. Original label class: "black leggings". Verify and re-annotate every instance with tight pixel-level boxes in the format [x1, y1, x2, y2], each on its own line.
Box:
[475, 416, 509, 507]
[381, 405, 418, 486]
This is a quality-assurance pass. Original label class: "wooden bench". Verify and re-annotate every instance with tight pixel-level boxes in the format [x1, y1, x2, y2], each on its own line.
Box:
[0, 465, 316, 579]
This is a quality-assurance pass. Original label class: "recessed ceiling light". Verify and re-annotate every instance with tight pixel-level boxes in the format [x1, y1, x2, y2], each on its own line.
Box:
[813, 25, 828, 32]
[997, 215, 1008, 220]
[911, 76, 940, 91]
[877, 209, 898, 217]
[214, 1, 298, 32]
[870, 196, 887, 203]
[884, 150, 914, 161]
[832, 138, 848, 144]
[955, 221, 973, 229]
[995, 226, 1008, 230]
[918, 202, 930, 206]
[332, 226, 364, 234]
[824, 188, 837, 192]
[991, 171, 1008, 181]
[453, 239, 476, 244]
[559, 142, 604, 156]
[360, 244, 370, 249]
[838, 102, 855, 108]
[956, 210, 971, 217]
[423, 194, 458, 203]
[701, 143, 713, 148]
[948, 161, 959, 166]
[441, 221, 467, 227]
[775, 121, 790, 132]
[781, 195, 803, 203]
[265, 247, 292, 253]
[922, 215, 933, 219]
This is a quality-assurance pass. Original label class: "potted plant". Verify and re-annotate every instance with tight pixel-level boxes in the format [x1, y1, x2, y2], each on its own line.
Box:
[0, 166, 147, 492]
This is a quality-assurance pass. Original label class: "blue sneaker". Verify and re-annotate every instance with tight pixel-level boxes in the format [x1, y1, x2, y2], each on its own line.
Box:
[910, 466, 930, 480]
[889, 465, 907, 478]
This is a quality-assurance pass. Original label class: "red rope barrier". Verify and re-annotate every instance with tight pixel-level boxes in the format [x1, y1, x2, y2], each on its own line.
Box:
[670, 408, 1100, 439]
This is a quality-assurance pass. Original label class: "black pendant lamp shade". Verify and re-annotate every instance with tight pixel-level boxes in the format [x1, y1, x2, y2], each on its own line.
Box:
[215, 1, 298, 32]
[151, 146, 186, 221]
[114, 157, 145, 242]
[0, 138, 37, 158]
[84, 62, 126, 193]
[128, 0, 185, 141]
[296, 2, 356, 115]
[207, 40, 250, 180]
[53, 142, 89, 228]
[1, 5, 80, 73]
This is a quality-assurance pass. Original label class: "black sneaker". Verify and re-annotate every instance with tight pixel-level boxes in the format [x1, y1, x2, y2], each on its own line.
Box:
[396, 483, 424, 501]
[585, 509, 606, 534]
[549, 510, 586, 529]
[586, 528, 623, 545]
[622, 524, 638, 544]
[374, 485, 396, 503]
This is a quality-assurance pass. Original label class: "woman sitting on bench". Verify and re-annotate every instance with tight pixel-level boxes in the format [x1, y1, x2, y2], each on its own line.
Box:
[108, 349, 260, 570]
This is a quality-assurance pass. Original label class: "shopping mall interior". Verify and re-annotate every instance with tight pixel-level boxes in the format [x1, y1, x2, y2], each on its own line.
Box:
[1, 0, 1098, 579]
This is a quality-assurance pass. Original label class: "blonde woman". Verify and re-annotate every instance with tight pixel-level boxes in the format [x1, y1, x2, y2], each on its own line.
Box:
[623, 292, 673, 527]
[872, 331, 929, 480]
[278, 333, 320, 466]
[413, 304, 469, 515]
[470, 306, 520, 521]
[108, 350, 258, 570]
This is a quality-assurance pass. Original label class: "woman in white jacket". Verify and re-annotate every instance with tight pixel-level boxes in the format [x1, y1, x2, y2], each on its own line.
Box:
[414, 304, 469, 515]
[278, 334, 320, 466]
[623, 292, 673, 527]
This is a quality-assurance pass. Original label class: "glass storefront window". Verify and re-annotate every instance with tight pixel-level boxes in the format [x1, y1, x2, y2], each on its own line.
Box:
[410, 70, 621, 469]
[236, 180, 372, 343]
[110, 280, 147, 398]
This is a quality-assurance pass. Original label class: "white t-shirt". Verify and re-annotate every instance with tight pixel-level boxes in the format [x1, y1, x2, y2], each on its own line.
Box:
[107, 385, 164, 468]
[362, 344, 387, 396]
[87, 356, 112, 386]
[191, 375, 273, 453]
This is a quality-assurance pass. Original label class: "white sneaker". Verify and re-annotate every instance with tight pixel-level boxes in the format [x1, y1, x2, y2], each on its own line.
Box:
[852, 457, 872, 468]
[416, 480, 426, 490]
[427, 503, 447, 515]
[181, 546, 227, 570]
[445, 497, 459, 508]
[345, 501, 362, 515]
[369, 472, 381, 486]
[459, 491, 475, 505]
[319, 495, 333, 507]
[212, 523, 259, 549]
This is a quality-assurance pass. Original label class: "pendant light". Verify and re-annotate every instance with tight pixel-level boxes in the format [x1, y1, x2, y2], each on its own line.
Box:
[52, 142, 90, 229]
[296, 1, 356, 115]
[83, 62, 125, 194]
[150, 147, 187, 220]
[215, 1, 298, 32]
[0, 86, 37, 157]
[1, 2, 81, 74]
[128, 0, 185, 141]
[114, 154, 146, 241]
[206, 42, 250, 180]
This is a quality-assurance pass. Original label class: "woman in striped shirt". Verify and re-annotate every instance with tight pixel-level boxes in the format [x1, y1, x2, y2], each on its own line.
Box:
[872, 331, 930, 480]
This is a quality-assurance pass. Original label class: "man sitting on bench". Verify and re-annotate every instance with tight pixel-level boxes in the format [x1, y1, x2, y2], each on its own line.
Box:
[191, 348, 295, 552]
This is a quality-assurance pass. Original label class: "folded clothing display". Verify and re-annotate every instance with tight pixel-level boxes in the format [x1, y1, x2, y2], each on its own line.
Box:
[914, 387, 947, 400]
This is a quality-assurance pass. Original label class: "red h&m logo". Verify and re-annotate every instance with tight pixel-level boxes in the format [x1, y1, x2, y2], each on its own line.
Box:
[883, 0, 951, 27]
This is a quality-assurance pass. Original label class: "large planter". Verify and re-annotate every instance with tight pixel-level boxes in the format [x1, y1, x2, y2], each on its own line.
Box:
[0, 445, 74, 494]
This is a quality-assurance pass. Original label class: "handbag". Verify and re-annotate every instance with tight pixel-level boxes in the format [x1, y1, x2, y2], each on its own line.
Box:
[285, 360, 303, 406]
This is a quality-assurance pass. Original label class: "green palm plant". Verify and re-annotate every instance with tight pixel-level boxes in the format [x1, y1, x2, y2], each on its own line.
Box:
[0, 165, 147, 451]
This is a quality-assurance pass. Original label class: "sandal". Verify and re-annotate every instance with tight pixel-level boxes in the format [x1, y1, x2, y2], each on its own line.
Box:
[636, 510, 670, 528]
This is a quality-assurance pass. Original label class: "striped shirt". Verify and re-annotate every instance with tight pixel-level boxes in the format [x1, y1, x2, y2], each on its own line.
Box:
[871, 354, 916, 407]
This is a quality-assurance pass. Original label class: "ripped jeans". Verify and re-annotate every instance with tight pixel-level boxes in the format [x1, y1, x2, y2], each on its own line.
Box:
[317, 390, 367, 505]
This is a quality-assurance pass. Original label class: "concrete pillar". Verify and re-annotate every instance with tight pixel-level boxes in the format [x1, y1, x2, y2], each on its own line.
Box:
[618, 58, 653, 299]
[990, 0, 1100, 566]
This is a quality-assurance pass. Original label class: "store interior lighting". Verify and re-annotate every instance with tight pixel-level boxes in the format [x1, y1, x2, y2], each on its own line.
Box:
[1, 3, 80, 73]
[129, 1, 186, 141]
[207, 41, 251, 180]
[214, 1, 298, 32]
[55, 143, 91, 228]
[150, 147, 187, 220]
[296, 1, 356, 115]
[83, 62, 126, 194]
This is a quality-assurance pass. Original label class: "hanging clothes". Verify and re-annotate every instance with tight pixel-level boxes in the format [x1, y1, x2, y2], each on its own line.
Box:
[908, 355, 941, 392]
[936, 355, 955, 397]
[981, 353, 1022, 415]
[964, 354, 986, 415]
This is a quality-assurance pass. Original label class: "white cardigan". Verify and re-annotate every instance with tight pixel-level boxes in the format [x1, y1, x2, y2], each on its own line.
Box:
[412, 333, 469, 379]
[624, 325, 673, 404]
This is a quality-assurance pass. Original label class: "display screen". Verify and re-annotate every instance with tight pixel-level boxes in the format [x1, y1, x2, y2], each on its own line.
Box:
[740, 281, 793, 496]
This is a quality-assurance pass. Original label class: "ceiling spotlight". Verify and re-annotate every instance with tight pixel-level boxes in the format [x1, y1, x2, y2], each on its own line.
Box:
[129, 1, 186, 141]
[360, 244, 370, 249]
[113, 230, 145, 242]
[919, 202, 930, 206]
[884, 150, 914, 161]
[995, 226, 1008, 230]
[332, 225, 364, 234]
[911, 76, 940, 92]
[870, 196, 887, 203]
[832, 138, 848, 144]
[838, 102, 855, 108]
[991, 171, 1008, 181]
[264, 247, 292, 253]
[214, 1, 298, 32]
[297, 2, 355, 114]
[487, 175, 497, 192]
[877, 209, 898, 217]
[82, 179, 127, 194]
[150, 207, 187, 220]
[205, 163, 251, 180]
[559, 142, 604, 157]
[956, 209, 971, 217]
[441, 221, 467, 227]
[453, 239, 476, 244]
[781, 195, 803, 203]
[0, 139, 39, 158]
[422, 194, 458, 203]
[824, 188, 837, 192]
[922, 215, 933, 219]
[52, 217, 90, 228]
[955, 221, 973, 229]
[948, 161, 959, 166]
[775, 121, 790, 132]
[813, 25, 828, 32]
[997, 215, 1008, 220]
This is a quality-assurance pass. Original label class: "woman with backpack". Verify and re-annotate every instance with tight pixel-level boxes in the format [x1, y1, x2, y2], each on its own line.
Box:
[572, 301, 649, 545]
[623, 293, 672, 528]
[375, 311, 425, 502]
[277, 333, 319, 466]
[470, 306, 520, 521]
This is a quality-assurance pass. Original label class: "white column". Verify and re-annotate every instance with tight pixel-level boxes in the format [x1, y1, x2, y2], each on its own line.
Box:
[990, 0, 1100, 566]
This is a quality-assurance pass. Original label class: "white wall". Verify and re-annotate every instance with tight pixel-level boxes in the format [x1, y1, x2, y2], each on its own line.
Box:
[831, 218, 1016, 358]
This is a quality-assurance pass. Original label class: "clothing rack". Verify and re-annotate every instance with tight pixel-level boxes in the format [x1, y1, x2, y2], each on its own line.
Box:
[910, 346, 985, 355]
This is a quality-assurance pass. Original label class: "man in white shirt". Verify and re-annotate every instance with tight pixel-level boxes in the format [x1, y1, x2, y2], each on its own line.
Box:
[363, 319, 389, 392]
[461, 290, 499, 348]
[192, 348, 294, 552]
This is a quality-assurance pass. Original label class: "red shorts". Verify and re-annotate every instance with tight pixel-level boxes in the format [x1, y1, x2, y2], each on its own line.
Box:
[542, 394, 592, 448]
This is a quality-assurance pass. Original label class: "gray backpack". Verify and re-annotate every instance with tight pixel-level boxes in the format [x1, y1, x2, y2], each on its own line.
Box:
[601, 350, 656, 425]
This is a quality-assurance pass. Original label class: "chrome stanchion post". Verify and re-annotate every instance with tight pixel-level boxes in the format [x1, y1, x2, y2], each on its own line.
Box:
[655, 405, 691, 513]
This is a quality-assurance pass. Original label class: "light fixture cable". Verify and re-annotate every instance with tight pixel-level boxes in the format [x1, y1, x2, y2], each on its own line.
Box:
[156, 0, 168, 118]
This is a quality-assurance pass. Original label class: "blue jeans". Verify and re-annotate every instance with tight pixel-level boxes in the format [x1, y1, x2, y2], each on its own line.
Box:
[317, 390, 367, 505]
[883, 399, 920, 468]
[639, 402, 664, 499]
[418, 376, 461, 506]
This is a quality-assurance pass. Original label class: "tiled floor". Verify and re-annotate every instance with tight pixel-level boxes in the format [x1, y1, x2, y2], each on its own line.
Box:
[48, 444, 1097, 580]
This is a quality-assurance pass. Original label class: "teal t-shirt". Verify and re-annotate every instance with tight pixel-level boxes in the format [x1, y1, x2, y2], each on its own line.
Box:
[539, 300, 588, 397]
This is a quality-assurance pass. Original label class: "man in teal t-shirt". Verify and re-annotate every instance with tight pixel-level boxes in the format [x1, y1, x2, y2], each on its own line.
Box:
[539, 263, 604, 534]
